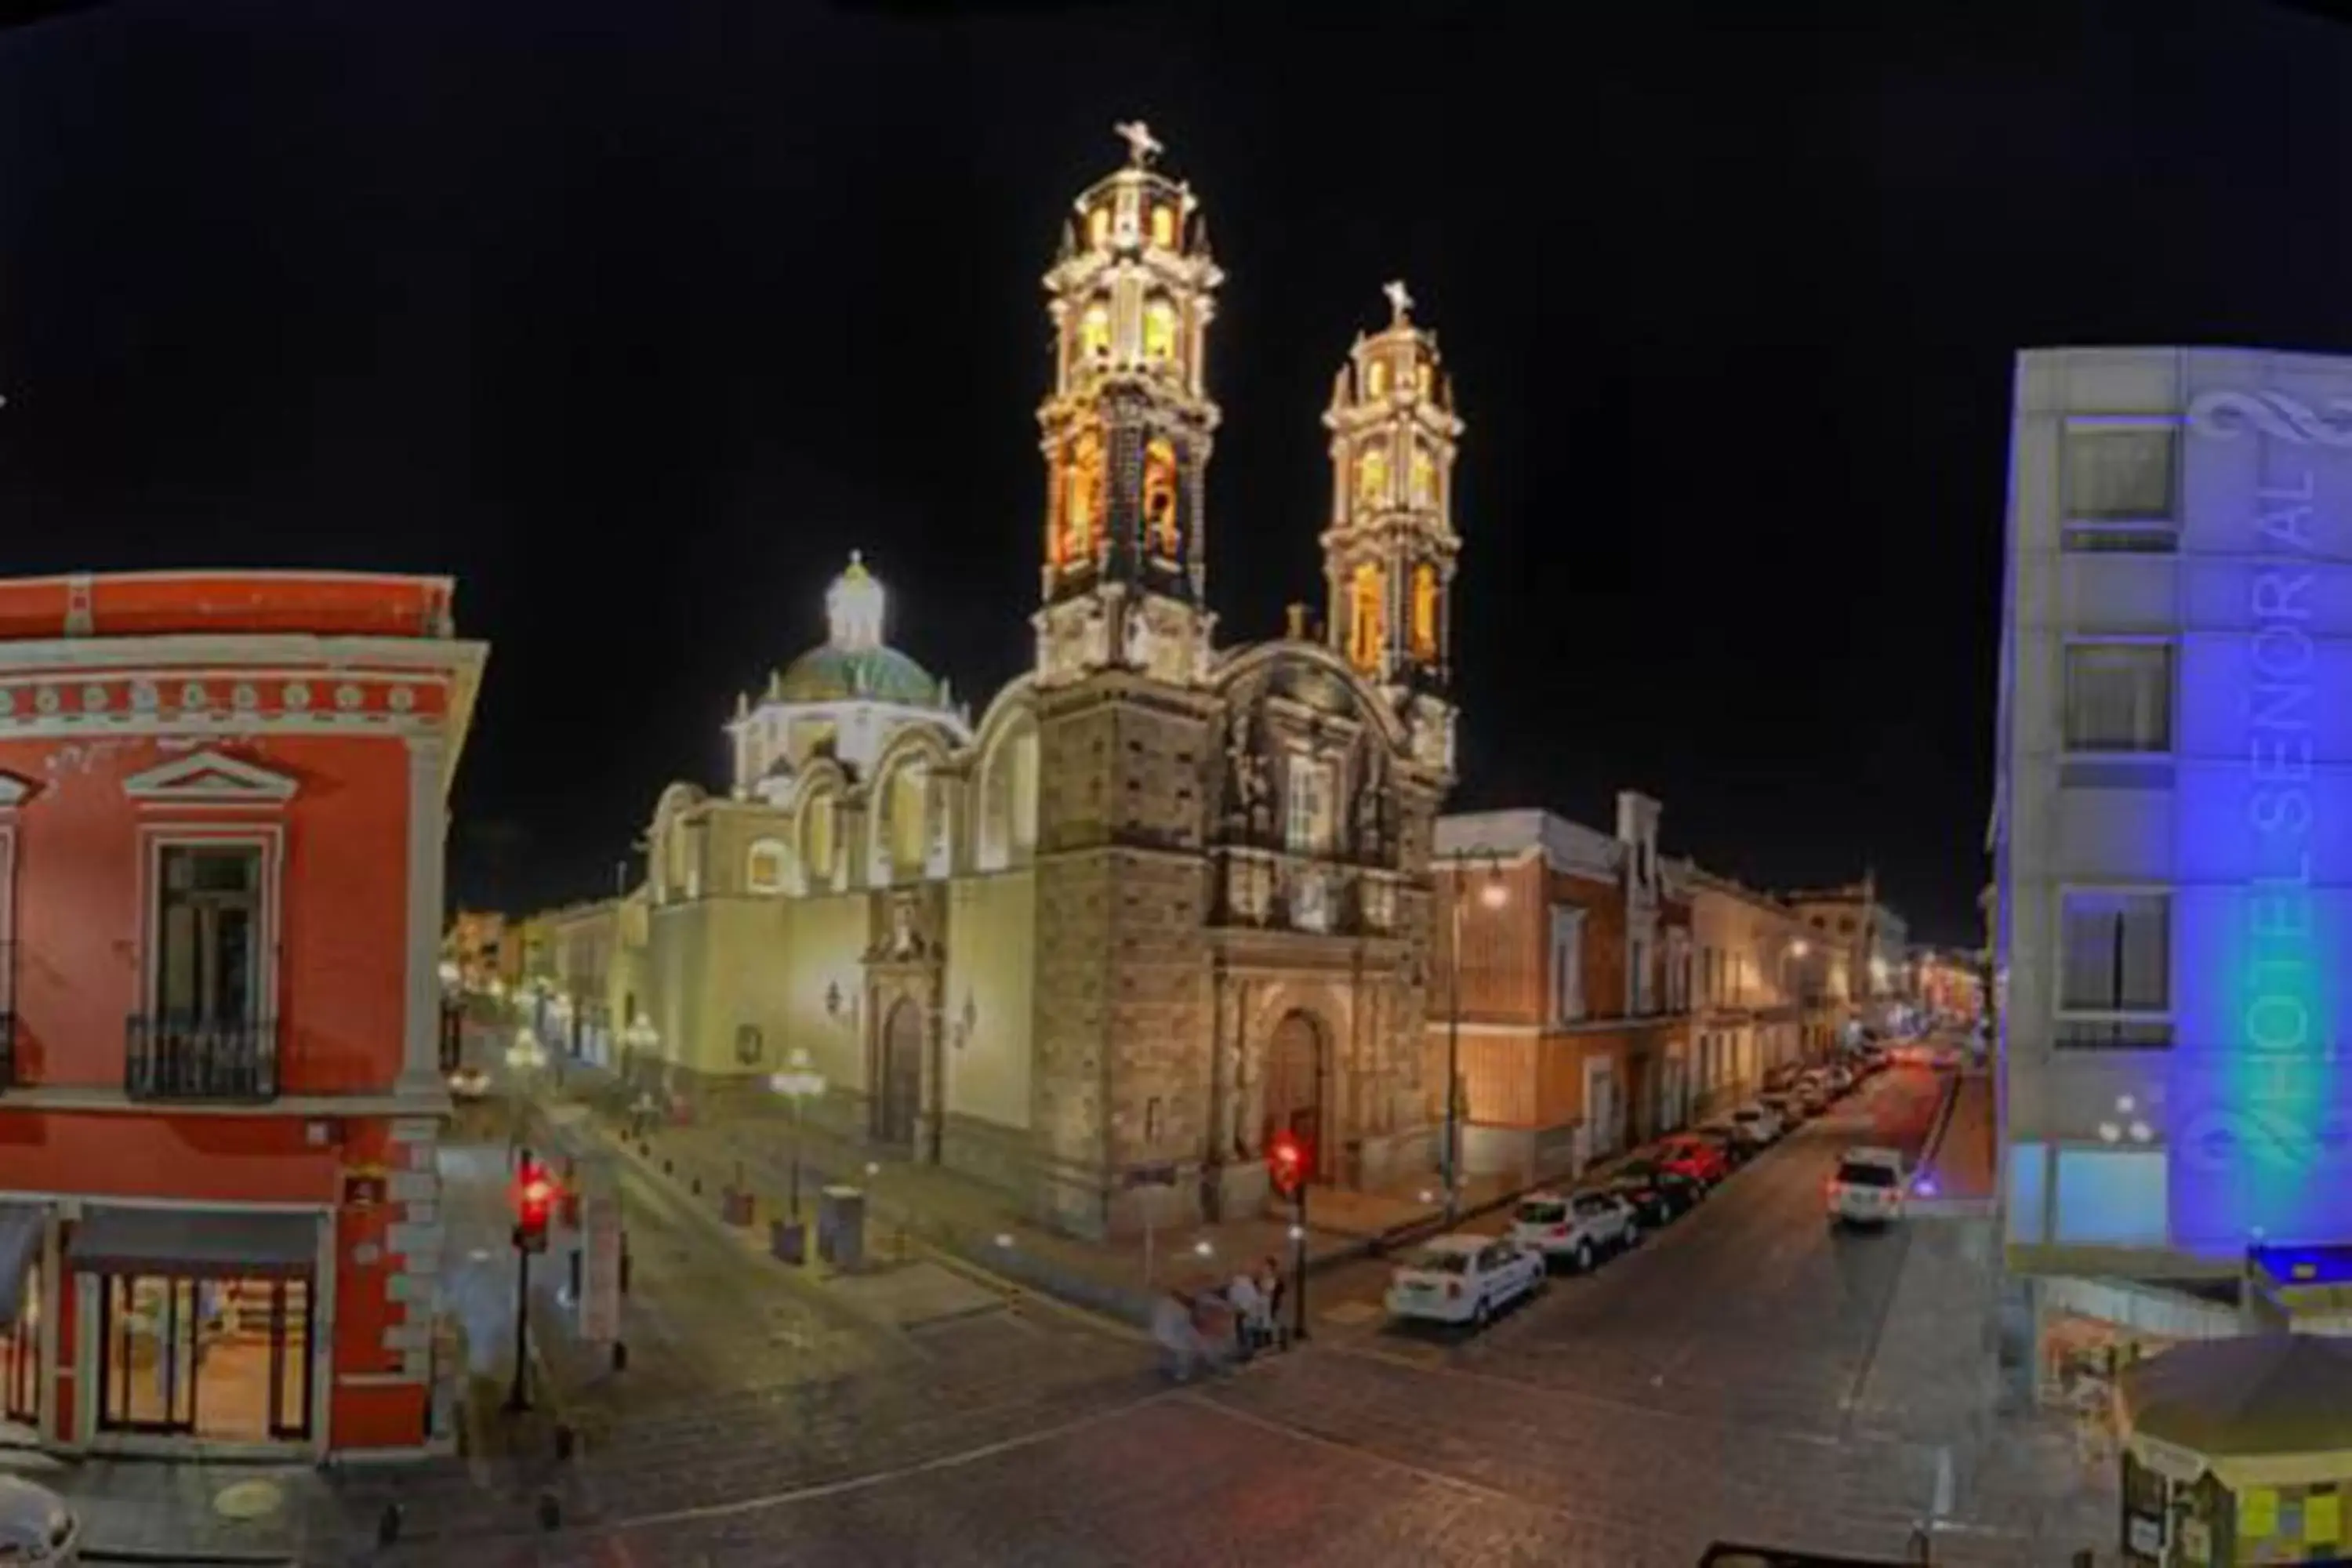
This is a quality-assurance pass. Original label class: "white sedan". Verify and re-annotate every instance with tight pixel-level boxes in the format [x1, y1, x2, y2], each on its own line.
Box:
[0, 1475, 77, 1564]
[1385, 1234, 1546, 1328]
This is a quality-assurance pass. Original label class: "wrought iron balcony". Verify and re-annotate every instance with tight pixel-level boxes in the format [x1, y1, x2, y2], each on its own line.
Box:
[125, 1014, 281, 1102]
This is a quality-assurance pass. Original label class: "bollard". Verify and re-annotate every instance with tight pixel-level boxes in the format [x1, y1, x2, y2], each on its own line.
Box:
[537, 1491, 562, 1531]
[612, 1341, 628, 1372]
[554, 1423, 576, 1462]
[376, 1503, 402, 1546]
[691, 1175, 702, 1196]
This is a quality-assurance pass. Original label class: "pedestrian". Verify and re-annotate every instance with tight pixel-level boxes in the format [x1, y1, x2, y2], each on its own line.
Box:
[1226, 1267, 1265, 1359]
[1259, 1254, 1287, 1349]
[1152, 1287, 1200, 1383]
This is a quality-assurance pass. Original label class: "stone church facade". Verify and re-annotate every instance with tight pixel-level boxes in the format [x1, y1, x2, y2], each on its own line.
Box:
[615, 127, 1468, 1238]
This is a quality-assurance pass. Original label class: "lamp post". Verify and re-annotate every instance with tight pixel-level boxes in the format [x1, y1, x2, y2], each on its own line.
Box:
[622, 1014, 660, 1134]
[1443, 847, 1508, 1225]
[769, 1048, 827, 1220]
[1784, 938, 1810, 1066]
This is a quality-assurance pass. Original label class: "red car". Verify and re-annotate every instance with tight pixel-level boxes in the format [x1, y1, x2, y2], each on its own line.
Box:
[1653, 1134, 1732, 1185]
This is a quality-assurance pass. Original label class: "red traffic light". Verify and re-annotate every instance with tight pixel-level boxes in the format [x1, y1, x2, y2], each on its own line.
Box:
[513, 1157, 560, 1237]
[1267, 1131, 1305, 1196]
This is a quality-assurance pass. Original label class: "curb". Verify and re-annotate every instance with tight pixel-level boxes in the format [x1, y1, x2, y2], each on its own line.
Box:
[82, 1550, 296, 1566]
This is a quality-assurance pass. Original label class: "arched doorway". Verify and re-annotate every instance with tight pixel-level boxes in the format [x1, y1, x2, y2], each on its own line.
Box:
[1261, 1011, 1325, 1178]
[874, 998, 923, 1149]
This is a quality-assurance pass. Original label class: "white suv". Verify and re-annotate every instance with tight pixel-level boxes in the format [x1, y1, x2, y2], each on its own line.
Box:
[1827, 1146, 1907, 1227]
[1511, 1190, 1638, 1272]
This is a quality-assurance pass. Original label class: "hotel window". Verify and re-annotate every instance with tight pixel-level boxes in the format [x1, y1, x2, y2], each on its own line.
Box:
[155, 844, 263, 1025]
[1550, 906, 1587, 1024]
[2063, 643, 2172, 753]
[2056, 890, 2172, 1048]
[1283, 754, 1335, 856]
[2061, 426, 2179, 551]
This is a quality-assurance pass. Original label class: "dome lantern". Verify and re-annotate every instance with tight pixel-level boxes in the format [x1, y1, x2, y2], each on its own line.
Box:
[826, 551, 887, 652]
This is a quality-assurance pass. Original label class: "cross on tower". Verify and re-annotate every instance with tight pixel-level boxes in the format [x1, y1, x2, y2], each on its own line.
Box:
[1114, 120, 1163, 168]
[1383, 279, 1414, 324]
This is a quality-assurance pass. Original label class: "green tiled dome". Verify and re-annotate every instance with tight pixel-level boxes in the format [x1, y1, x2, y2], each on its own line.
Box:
[775, 644, 941, 706]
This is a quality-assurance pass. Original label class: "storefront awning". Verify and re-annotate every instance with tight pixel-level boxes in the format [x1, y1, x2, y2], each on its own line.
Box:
[0, 1205, 45, 1330]
[68, 1207, 318, 1279]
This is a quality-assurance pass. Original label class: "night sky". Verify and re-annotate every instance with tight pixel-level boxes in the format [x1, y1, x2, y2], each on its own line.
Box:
[2, 0, 2346, 943]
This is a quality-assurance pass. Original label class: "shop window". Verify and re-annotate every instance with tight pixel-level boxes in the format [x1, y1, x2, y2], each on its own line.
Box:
[1, 1261, 36, 1427]
[97, 1273, 313, 1441]
[2053, 1148, 2167, 1248]
[2007, 1141, 2048, 1244]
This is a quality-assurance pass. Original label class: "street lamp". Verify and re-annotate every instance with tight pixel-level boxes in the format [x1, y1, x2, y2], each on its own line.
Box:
[1443, 847, 1508, 1225]
[769, 1048, 827, 1220]
[505, 1025, 546, 1150]
[1784, 938, 1810, 1065]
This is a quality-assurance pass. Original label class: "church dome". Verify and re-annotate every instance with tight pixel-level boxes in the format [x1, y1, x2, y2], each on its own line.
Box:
[775, 643, 941, 706]
[768, 552, 945, 709]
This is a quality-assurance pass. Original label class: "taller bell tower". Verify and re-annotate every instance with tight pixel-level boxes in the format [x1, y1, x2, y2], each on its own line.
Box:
[1033, 122, 1222, 689]
[1321, 281, 1465, 771]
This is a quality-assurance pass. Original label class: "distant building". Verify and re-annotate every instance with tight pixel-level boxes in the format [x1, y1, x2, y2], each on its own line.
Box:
[0, 571, 483, 1461]
[1430, 797, 1694, 1179]
[1687, 871, 1850, 1118]
[1783, 875, 1910, 1028]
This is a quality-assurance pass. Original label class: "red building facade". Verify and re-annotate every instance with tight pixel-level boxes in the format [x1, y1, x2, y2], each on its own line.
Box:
[0, 572, 482, 1461]
[1429, 794, 1695, 1182]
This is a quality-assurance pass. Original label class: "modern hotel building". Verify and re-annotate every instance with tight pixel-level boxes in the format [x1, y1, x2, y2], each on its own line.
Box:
[1994, 348, 2352, 1388]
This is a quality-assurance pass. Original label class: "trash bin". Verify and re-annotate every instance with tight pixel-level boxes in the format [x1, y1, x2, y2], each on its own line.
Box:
[816, 1185, 866, 1271]
[771, 1218, 806, 1266]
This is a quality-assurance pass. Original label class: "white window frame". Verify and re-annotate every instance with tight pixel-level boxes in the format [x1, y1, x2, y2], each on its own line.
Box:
[2061, 637, 2176, 757]
[2060, 419, 2180, 546]
[1549, 906, 1586, 1025]
[2053, 882, 2172, 1036]
[138, 825, 284, 1025]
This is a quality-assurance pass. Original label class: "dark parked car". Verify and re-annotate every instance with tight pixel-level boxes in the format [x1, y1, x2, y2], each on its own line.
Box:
[1683, 1124, 1748, 1167]
[1605, 1158, 1706, 1224]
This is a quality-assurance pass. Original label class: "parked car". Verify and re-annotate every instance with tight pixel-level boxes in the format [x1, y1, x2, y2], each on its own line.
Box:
[1683, 1123, 1748, 1167]
[1653, 1134, 1732, 1186]
[1512, 1189, 1640, 1271]
[0, 1475, 77, 1566]
[1386, 1233, 1547, 1326]
[1726, 1104, 1784, 1148]
[1757, 1091, 1804, 1127]
[1820, 1062, 1857, 1096]
[1827, 1146, 1907, 1228]
[1791, 1077, 1833, 1116]
[1605, 1159, 1707, 1225]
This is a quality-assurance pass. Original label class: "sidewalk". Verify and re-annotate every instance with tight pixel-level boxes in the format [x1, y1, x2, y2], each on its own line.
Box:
[546, 1062, 1535, 1332]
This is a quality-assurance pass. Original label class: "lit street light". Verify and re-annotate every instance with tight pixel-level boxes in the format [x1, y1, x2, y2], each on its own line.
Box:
[1443, 845, 1508, 1225]
[768, 1048, 827, 1219]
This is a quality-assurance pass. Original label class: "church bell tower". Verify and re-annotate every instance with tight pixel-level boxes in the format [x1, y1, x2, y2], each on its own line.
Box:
[1321, 281, 1465, 770]
[1033, 122, 1221, 689]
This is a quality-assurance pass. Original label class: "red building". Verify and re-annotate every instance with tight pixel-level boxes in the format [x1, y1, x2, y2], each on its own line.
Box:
[1429, 794, 1695, 1184]
[0, 572, 482, 1461]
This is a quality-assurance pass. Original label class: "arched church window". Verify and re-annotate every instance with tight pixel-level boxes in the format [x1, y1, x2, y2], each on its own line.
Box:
[1143, 438, 1181, 557]
[1142, 298, 1178, 363]
[1410, 563, 1440, 659]
[746, 839, 788, 895]
[885, 764, 928, 880]
[1355, 445, 1389, 510]
[1149, 204, 1175, 249]
[1367, 359, 1388, 399]
[1417, 361, 1434, 397]
[803, 795, 837, 887]
[1409, 441, 1436, 508]
[1059, 427, 1107, 566]
[1087, 206, 1110, 249]
[1080, 302, 1112, 360]
[1348, 562, 1385, 672]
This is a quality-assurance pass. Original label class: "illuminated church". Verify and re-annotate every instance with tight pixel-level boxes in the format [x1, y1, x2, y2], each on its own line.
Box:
[625, 126, 1468, 1235]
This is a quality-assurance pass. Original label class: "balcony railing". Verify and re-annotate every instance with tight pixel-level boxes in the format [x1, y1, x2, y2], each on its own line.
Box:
[125, 1014, 281, 1102]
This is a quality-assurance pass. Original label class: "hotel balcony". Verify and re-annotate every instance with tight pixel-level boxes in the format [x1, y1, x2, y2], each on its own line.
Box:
[125, 1014, 281, 1102]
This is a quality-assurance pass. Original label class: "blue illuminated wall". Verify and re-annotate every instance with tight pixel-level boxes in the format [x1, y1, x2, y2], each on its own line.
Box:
[2170, 380, 2352, 1257]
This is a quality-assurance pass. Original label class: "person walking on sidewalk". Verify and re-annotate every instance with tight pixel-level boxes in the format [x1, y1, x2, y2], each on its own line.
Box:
[1259, 1255, 1288, 1350]
[1226, 1267, 1266, 1360]
[1153, 1287, 1203, 1383]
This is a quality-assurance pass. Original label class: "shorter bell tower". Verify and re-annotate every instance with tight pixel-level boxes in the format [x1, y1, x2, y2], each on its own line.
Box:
[1321, 281, 1465, 770]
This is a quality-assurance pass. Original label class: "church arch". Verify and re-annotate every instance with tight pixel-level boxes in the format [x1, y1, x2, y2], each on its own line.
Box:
[873, 996, 924, 1149]
[1262, 1010, 1328, 1180]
